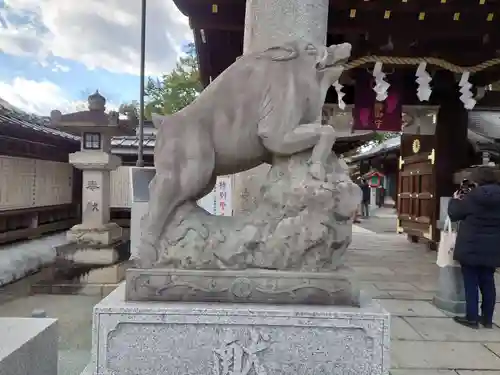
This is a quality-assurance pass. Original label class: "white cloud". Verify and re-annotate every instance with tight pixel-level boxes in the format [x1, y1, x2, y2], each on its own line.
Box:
[0, 77, 118, 115]
[0, 0, 192, 75]
[51, 63, 70, 73]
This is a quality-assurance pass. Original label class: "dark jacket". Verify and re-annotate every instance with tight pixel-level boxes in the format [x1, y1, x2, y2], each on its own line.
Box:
[448, 183, 500, 267]
[360, 183, 370, 203]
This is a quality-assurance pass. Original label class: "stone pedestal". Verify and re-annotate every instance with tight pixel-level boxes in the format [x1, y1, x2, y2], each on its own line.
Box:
[64, 222, 123, 265]
[86, 283, 390, 375]
[67, 151, 123, 261]
[233, 0, 329, 214]
[433, 213, 465, 316]
[125, 268, 361, 306]
[0, 318, 58, 375]
[433, 265, 466, 315]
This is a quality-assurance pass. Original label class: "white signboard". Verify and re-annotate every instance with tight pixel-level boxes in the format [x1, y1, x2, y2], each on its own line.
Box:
[197, 175, 233, 216]
[129, 167, 156, 260]
[197, 185, 217, 215]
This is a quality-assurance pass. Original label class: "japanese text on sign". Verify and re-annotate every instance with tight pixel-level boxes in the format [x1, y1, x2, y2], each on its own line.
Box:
[215, 177, 232, 216]
[197, 176, 233, 216]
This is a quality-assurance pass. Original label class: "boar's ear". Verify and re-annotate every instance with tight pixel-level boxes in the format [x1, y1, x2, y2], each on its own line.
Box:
[256, 42, 299, 62]
[151, 113, 165, 129]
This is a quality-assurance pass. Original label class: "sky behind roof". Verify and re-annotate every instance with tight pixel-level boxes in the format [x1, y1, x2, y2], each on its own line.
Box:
[0, 0, 192, 115]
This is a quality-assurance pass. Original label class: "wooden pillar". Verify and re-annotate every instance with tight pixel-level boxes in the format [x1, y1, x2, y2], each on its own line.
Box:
[397, 71, 469, 246]
[434, 86, 469, 208]
[432, 71, 468, 316]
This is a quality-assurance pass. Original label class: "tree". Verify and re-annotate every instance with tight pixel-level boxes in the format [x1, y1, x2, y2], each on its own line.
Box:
[119, 100, 139, 118]
[372, 132, 400, 144]
[345, 132, 400, 157]
[144, 43, 203, 116]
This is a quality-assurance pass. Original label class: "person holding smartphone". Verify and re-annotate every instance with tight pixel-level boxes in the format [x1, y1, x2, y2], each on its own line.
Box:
[448, 166, 500, 329]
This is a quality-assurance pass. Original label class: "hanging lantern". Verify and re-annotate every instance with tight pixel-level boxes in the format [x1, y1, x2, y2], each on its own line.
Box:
[366, 171, 385, 188]
[415, 62, 432, 101]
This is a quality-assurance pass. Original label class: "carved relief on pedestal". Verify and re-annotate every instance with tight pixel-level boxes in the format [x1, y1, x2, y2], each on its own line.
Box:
[213, 330, 271, 375]
[126, 268, 360, 305]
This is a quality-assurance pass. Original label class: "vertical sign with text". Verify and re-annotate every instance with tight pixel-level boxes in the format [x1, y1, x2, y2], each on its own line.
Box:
[197, 175, 233, 216]
[215, 176, 232, 216]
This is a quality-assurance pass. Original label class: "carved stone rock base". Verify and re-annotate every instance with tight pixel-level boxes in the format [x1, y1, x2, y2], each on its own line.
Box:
[125, 267, 360, 306]
[86, 283, 390, 375]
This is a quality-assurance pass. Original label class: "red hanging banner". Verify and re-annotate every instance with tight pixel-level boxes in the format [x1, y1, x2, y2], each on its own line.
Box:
[352, 72, 375, 131]
[352, 72, 403, 132]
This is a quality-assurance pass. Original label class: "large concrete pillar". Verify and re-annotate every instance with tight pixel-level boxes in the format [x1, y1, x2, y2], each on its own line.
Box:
[233, 0, 329, 213]
[243, 0, 328, 53]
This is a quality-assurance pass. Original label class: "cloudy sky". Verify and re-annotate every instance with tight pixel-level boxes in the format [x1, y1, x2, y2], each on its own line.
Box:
[0, 0, 192, 115]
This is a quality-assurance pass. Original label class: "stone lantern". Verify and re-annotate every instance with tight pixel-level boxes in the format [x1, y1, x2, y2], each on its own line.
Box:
[50, 91, 137, 265]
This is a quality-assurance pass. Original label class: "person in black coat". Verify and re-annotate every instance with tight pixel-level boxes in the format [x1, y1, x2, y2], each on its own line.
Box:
[448, 166, 500, 329]
[359, 179, 371, 218]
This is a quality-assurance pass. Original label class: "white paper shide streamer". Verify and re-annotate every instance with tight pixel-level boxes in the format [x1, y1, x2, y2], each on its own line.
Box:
[458, 72, 476, 110]
[333, 81, 346, 109]
[372, 62, 390, 101]
[415, 62, 432, 102]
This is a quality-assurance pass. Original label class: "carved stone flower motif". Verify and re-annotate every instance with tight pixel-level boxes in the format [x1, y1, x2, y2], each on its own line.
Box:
[230, 278, 253, 298]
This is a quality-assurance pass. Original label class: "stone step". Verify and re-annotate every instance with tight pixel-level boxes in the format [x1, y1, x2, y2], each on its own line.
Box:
[32, 282, 119, 298]
[32, 261, 127, 297]
[79, 262, 127, 284]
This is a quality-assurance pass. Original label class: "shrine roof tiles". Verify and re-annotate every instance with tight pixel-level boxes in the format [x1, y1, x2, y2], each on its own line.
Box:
[349, 136, 401, 162]
[469, 111, 500, 139]
[111, 135, 156, 149]
[0, 101, 79, 142]
[349, 110, 500, 163]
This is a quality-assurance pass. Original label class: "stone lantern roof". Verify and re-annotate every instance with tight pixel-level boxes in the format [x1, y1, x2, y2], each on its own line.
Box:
[49, 91, 136, 136]
[88, 90, 106, 111]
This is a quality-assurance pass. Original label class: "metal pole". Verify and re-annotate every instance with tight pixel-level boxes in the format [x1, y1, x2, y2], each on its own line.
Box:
[136, 0, 146, 167]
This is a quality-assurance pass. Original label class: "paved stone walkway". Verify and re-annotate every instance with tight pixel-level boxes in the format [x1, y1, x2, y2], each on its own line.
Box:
[0, 293, 99, 375]
[0, 222, 499, 374]
[355, 206, 399, 234]
[348, 230, 500, 375]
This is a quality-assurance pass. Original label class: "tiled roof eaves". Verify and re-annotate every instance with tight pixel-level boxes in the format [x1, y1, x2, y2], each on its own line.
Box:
[0, 105, 79, 141]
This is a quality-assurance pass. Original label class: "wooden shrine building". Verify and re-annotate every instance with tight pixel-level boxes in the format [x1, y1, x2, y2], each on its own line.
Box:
[0, 102, 81, 245]
[173, 0, 500, 247]
[349, 109, 500, 206]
